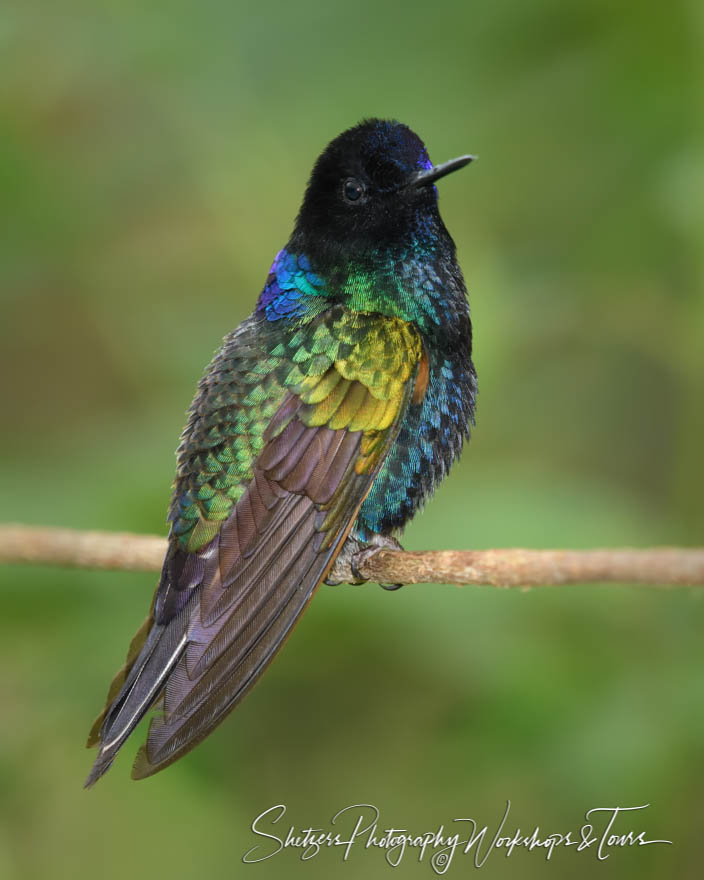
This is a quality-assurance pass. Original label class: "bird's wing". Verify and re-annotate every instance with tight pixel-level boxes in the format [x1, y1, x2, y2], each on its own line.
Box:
[86, 307, 423, 784]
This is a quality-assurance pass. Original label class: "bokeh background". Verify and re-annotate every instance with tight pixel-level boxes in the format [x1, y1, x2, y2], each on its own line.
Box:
[1, 0, 702, 877]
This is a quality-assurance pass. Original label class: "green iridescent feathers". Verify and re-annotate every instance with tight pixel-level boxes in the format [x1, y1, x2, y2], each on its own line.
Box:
[170, 307, 422, 552]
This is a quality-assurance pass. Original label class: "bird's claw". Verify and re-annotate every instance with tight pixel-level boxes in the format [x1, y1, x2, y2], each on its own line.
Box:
[325, 534, 404, 590]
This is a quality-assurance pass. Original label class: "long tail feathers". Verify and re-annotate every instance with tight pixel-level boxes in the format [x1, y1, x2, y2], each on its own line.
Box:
[84, 604, 192, 788]
[131, 507, 336, 779]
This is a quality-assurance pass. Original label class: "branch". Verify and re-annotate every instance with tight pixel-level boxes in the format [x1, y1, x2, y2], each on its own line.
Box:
[1, 524, 703, 588]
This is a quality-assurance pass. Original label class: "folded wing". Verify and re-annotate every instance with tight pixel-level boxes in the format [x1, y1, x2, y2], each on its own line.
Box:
[85, 309, 422, 784]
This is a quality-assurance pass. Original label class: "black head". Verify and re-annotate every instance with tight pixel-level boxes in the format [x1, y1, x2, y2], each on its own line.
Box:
[290, 119, 473, 263]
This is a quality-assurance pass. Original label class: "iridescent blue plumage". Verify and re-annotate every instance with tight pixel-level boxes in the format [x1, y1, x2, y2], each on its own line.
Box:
[257, 250, 328, 321]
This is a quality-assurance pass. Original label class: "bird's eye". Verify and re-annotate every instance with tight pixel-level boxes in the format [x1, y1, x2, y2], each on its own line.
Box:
[343, 178, 365, 203]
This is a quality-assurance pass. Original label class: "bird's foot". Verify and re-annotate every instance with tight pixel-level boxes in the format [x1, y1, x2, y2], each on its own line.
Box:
[326, 534, 405, 590]
[325, 535, 367, 586]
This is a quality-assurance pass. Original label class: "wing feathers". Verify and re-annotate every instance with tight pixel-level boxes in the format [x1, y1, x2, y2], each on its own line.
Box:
[204, 493, 308, 625]
[278, 428, 335, 492]
[257, 418, 307, 471]
[172, 503, 320, 716]
[133, 508, 329, 777]
[87, 311, 422, 784]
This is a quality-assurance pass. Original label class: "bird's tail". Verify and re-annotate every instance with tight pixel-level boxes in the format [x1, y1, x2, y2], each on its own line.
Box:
[83, 599, 192, 788]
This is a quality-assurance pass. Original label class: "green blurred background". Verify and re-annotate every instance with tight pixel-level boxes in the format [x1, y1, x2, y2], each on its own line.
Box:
[1, 0, 702, 877]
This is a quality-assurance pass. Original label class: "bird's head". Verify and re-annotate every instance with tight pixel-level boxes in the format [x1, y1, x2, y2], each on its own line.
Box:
[291, 118, 473, 263]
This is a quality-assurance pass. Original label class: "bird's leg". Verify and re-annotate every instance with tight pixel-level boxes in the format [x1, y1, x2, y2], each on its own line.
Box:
[325, 533, 405, 590]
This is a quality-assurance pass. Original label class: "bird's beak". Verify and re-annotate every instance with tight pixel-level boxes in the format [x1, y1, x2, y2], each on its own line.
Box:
[410, 154, 476, 187]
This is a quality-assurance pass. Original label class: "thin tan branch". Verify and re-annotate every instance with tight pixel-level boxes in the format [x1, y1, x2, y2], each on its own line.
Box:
[1, 524, 703, 588]
[0, 525, 166, 572]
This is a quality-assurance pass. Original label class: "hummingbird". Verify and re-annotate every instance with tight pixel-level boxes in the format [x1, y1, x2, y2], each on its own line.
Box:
[85, 119, 477, 785]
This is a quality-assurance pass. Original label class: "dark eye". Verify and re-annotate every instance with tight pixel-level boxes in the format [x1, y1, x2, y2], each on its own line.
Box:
[343, 178, 365, 203]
